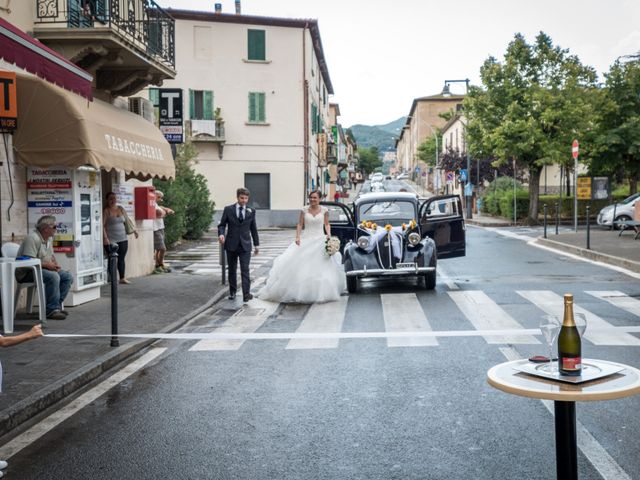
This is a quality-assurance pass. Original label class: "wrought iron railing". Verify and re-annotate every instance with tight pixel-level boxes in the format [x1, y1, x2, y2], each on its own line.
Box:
[35, 0, 175, 69]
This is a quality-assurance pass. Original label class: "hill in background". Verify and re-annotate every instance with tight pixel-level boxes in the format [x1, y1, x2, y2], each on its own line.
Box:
[349, 116, 406, 153]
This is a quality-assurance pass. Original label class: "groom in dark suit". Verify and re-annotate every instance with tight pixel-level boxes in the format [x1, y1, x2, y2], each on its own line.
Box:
[217, 187, 260, 302]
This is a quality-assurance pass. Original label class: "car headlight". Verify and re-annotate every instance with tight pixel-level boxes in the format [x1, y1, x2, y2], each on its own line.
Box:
[357, 236, 370, 249]
[408, 232, 421, 246]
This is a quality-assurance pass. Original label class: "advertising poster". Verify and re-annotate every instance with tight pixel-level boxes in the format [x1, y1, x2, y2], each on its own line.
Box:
[114, 184, 135, 217]
[577, 177, 591, 200]
[27, 168, 74, 253]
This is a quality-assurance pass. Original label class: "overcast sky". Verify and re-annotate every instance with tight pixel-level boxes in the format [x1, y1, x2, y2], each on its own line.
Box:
[158, 0, 640, 128]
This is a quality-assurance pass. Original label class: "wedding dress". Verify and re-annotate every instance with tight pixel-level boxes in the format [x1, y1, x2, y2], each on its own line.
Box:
[258, 206, 346, 303]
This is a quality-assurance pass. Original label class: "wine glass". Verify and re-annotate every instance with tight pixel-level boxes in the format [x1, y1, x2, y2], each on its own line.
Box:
[539, 315, 561, 373]
[575, 313, 587, 337]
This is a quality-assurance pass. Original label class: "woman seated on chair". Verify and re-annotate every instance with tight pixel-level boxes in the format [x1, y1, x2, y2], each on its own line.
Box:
[15, 215, 73, 321]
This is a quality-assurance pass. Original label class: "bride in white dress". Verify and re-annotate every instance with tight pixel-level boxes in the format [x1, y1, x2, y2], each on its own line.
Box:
[258, 190, 346, 303]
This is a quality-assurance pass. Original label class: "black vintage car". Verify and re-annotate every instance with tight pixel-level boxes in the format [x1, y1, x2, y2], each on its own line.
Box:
[322, 192, 465, 292]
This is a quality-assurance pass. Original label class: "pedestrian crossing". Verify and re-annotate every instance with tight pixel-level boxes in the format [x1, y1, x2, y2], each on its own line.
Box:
[183, 289, 640, 351]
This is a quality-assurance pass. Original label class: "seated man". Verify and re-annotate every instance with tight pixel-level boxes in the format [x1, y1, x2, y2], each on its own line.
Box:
[16, 215, 73, 320]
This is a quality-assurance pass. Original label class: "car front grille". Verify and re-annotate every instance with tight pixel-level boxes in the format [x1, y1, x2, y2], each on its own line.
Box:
[375, 232, 402, 269]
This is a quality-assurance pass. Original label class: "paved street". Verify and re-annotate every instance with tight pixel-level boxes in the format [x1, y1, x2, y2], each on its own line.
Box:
[0, 226, 638, 479]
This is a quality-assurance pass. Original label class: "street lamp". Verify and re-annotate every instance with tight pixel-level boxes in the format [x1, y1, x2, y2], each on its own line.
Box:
[442, 79, 471, 218]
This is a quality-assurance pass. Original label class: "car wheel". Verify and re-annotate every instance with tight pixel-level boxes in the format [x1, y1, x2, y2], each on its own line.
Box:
[615, 214, 632, 230]
[423, 270, 436, 290]
[345, 259, 358, 293]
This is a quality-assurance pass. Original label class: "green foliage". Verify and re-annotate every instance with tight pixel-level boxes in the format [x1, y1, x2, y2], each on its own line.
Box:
[349, 117, 406, 152]
[465, 32, 599, 223]
[358, 146, 382, 174]
[154, 143, 215, 246]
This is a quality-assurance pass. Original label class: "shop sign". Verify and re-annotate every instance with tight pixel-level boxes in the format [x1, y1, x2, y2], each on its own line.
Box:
[27, 168, 74, 253]
[159, 88, 183, 144]
[0, 71, 17, 130]
[577, 177, 591, 200]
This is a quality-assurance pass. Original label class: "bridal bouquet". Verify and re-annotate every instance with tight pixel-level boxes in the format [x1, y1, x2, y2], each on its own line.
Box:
[325, 236, 341, 256]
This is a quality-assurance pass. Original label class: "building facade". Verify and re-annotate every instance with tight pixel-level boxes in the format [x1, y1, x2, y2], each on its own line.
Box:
[151, 9, 335, 227]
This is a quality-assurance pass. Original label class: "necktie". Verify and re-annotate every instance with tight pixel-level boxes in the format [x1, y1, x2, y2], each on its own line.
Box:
[239, 207, 244, 222]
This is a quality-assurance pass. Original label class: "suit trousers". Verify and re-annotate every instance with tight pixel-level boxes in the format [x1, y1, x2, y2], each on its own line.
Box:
[227, 249, 251, 295]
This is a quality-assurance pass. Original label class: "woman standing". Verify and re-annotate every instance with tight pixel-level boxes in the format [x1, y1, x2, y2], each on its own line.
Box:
[103, 192, 138, 284]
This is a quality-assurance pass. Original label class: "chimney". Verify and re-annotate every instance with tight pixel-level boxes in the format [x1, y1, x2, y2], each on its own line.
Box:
[214, 3, 222, 13]
[235, 0, 241, 14]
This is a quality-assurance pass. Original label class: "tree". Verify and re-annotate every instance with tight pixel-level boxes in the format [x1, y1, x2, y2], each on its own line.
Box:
[154, 142, 215, 245]
[358, 146, 382, 174]
[465, 32, 598, 224]
[417, 132, 441, 166]
[591, 60, 640, 193]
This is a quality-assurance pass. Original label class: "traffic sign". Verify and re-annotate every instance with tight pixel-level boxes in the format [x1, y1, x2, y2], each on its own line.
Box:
[572, 139, 579, 159]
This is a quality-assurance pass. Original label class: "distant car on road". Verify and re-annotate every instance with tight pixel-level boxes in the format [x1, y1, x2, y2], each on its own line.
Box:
[597, 193, 640, 229]
[370, 172, 384, 183]
[322, 192, 465, 292]
[396, 172, 409, 180]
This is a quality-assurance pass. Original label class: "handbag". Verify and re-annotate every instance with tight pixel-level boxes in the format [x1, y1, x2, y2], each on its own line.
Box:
[120, 207, 136, 235]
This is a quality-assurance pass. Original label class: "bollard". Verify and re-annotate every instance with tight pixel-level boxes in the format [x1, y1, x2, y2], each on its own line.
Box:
[555, 201, 559, 235]
[220, 242, 226, 285]
[586, 205, 591, 250]
[108, 243, 119, 347]
[543, 204, 548, 239]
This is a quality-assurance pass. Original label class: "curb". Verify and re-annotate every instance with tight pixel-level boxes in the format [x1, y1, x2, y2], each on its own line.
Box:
[466, 220, 514, 228]
[535, 237, 640, 273]
[0, 285, 228, 437]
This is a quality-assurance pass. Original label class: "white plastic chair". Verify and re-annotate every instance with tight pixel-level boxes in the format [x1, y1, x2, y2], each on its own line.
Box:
[2, 242, 41, 316]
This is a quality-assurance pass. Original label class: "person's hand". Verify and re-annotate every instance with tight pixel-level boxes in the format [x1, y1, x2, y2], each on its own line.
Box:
[295, 237, 300, 246]
[218, 235, 225, 244]
[134, 231, 139, 239]
[254, 247, 259, 256]
[30, 325, 43, 338]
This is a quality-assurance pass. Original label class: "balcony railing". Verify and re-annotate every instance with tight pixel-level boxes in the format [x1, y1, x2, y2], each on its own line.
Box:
[35, 0, 175, 69]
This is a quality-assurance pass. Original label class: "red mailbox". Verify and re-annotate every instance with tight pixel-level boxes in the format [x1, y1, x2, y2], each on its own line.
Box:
[134, 186, 157, 220]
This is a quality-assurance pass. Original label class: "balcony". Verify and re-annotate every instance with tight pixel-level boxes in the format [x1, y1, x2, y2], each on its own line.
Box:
[186, 119, 226, 158]
[34, 0, 176, 97]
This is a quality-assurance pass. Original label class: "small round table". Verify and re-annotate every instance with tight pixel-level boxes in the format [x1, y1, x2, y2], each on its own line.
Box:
[487, 359, 640, 480]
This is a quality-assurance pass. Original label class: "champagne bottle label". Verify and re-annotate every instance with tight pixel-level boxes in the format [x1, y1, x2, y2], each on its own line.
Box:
[561, 357, 581, 371]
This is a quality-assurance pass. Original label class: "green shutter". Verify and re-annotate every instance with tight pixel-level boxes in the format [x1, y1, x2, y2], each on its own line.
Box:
[249, 92, 256, 122]
[311, 104, 317, 133]
[248, 29, 265, 60]
[189, 89, 195, 119]
[258, 93, 265, 122]
[148, 88, 160, 106]
[203, 90, 214, 120]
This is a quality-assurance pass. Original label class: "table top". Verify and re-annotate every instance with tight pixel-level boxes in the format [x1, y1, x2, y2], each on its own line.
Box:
[487, 359, 640, 402]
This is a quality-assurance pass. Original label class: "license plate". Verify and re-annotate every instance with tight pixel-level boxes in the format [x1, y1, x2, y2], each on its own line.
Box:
[396, 262, 415, 269]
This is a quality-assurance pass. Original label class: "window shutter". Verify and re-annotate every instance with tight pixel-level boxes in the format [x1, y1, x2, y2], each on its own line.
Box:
[248, 92, 257, 122]
[311, 104, 317, 133]
[203, 90, 214, 120]
[189, 89, 195, 119]
[248, 29, 265, 60]
[148, 88, 160, 106]
[258, 93, 265, 122]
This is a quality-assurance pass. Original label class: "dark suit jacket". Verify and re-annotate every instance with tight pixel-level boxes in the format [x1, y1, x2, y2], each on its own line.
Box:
[217, 204, 259, 253]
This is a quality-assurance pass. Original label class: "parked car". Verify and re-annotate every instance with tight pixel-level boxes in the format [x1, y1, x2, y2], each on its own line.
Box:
[322, 192, 465, 292]
[596, 193, 640, 228]
[370, 172, 384, 183]
[396, 172, 409, 180]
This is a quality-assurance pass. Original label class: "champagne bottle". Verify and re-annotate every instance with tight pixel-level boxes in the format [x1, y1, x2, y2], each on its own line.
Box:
[558, 293, 582, 376]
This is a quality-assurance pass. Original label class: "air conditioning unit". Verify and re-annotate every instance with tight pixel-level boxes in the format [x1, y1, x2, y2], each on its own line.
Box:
[128, 97, 155, 123]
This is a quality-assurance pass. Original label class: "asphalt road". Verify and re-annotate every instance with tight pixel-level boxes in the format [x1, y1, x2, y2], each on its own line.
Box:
[3, 227, 640, 480]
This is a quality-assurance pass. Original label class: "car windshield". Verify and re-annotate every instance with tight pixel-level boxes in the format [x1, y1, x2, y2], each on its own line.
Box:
[621, 193, 640, 205]
[358, 200, 415, 226]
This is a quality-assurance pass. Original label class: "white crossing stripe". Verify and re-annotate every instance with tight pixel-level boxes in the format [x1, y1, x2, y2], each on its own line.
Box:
[586, 291, 640, 318]
[517, 290, 640, 346]
[448, 291, 540, 344]
[189, 298, 279, 351]
[381, 293, 438, 347]
[286, 297, 348, 349]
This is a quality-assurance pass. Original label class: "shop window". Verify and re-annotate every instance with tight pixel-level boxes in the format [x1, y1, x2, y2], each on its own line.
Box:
[248, 92, 266, 123]
[245, 173, 270, 209]
[247, 29, 266, 61]
[189, 90, 214, 120]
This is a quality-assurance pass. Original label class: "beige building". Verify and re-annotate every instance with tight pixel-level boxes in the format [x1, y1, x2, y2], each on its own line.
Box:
[1, 0, 176, 304]
[152, 9, 335, 226]
[395, 93, 464, 189]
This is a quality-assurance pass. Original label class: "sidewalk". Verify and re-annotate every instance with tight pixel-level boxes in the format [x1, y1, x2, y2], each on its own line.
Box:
[0, 253, 227, 437]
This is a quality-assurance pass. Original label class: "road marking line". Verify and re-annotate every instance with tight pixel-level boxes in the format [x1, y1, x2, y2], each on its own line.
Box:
[381, 293, 438, 347]
[436, 264, 459, 290]
[586, 290, 640, 317]
[189, 298, 278, 351]
[286, 297, 348, 349]
[0, 348, 166, 460]
[449, 291, 540, 344]
[518, 290, 640, 346]
[499, 347, 632, 480]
